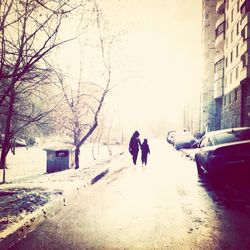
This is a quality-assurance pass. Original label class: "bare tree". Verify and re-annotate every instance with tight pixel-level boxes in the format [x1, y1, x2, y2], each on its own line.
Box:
[74, 0, 121, 168]
[0, 0, 85, 183]
[56, 1, 116, 169]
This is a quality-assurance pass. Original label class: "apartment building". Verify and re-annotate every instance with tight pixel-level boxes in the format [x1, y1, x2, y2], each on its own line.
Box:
[202, 0, 250, 131]
[201, 0, 217, 132]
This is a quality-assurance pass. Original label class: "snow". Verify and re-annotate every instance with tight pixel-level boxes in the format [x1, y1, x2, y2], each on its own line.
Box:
[0, 143, 125, 235]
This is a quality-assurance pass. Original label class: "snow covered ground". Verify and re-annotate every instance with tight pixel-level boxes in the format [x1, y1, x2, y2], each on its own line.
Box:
[0, 142, 126, 238]
[1, 141, 124, 183]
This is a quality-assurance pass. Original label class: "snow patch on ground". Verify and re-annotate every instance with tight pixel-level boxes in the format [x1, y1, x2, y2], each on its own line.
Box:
[0, 143, 125, 235]
[0, 188, 59, 232]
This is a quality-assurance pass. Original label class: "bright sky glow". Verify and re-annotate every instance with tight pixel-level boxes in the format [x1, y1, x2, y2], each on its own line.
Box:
[56, 0, 202, 137]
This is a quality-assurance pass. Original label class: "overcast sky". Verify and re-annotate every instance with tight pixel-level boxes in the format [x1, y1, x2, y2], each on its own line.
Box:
[56, 0, 202, 136]
[103, 0, 202, 134]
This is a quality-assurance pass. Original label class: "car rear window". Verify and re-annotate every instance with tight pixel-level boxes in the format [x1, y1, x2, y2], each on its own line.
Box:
[214, 129, 250, 144]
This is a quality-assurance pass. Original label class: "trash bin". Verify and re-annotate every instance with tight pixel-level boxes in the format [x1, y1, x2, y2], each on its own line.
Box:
[44, 147, 75, 173]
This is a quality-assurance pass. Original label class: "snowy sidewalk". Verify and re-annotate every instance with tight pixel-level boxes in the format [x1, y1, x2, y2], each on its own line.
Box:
[0, 144, 126, 249]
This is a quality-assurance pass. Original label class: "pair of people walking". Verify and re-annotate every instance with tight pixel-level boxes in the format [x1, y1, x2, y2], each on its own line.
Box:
[129, 130, 150, 166]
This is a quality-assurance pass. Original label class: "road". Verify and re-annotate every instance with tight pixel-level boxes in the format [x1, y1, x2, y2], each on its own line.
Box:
[10, 139, 250, 249]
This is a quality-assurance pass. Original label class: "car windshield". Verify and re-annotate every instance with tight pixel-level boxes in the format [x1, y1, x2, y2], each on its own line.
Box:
[214, 129, 250, 144]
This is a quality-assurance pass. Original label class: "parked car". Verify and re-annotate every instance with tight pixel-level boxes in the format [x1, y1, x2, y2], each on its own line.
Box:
[166, 130, 176, 144]
[194, 127, 250, 178]
[173, 131, 196, 150]
[0, 135, 27, 148]
[13, 138, 27, 147]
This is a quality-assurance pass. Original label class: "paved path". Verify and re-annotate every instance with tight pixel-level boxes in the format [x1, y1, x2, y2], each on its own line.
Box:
[10, 140, 250, 249]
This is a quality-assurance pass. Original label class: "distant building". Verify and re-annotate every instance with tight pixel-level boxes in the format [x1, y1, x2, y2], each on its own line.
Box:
[202, 0, 250, 131]
[201, 0, 217, 132]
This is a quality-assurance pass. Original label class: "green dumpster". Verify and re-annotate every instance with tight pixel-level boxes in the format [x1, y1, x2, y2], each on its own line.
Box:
[44, 147, 75, 173]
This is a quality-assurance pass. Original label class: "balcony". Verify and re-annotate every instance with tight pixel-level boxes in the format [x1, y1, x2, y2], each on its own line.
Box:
[215, 51, 224, 63]
[241, 12, 250, 29]
[215, 32, 225, 51]
[240, 1, 250, 17]
[216, 0, 225, 15]
[214, 68, 224, 81]
[240, 65, 250, 81]
[216, 14, 225, 29]
[241, 39, 250, 55]
[214, 78, 224, 99]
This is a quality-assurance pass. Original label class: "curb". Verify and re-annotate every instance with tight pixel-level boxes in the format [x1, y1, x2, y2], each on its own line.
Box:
[0, 195, 65, 250]
[0, 152, 124, 250]
[90, 169, 109, 185]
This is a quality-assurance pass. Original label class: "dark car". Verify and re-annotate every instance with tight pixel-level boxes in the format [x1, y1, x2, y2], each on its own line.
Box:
[194, 127, 250, 178]
[173, 132, 196, 150]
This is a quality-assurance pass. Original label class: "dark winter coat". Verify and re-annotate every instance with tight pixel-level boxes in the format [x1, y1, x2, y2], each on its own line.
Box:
[141, 141, 150, 157]
[129, 136, 141, 155]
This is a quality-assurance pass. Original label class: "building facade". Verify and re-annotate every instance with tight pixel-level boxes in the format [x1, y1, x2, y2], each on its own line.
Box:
[202, 0, 250, 131]
[201, 0, 217, 132]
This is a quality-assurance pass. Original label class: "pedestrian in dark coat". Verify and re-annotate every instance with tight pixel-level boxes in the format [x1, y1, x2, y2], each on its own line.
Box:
[141, 139, 150, 166]
[129, 130, 141, 165]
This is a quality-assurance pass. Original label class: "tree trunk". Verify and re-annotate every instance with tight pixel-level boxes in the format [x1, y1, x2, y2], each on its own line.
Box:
[0, 146, 11, 183]
[74, 122, 97, 169]
[0, 86, 15, 183]
[75, 146, 80, 169]
[0, 149, 7, 183]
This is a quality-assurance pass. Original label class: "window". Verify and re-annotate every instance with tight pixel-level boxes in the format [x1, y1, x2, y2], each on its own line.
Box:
[231, 51, 233, 63]
[224, 96, 227, 106]
[231, 29, 234, 42]
[235, 89, 238, 101]
[225, 57, 228, 67]
[236, 44, 239, 57]
[214, 129, 250, 144]
[230, 71, 233, 84]
[242, 53, 250, 68]
[236, 66, 239, 79]
[200, 137, 209, 148]
[231, 9, 234, 22]
[205, 13, 209, 19]
[237, 22, 239, 35]
[241, 26, 248, 41]
[241, 1, 250, 16]
[237, 0, 240, 12]
[233, 116, 238, 127]
[214, 59, 224, 72]
[229, 93, 232, 104]
[216, 22, 225, 37]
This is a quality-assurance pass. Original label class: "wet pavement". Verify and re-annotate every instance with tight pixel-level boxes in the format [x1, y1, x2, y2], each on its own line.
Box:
[9, 140, 250, 249]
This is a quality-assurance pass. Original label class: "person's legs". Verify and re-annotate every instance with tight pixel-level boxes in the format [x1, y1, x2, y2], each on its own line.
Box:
[142, 153, 146, 166]
[132, 154, 136, 164]
[132, 150, 138, 165]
